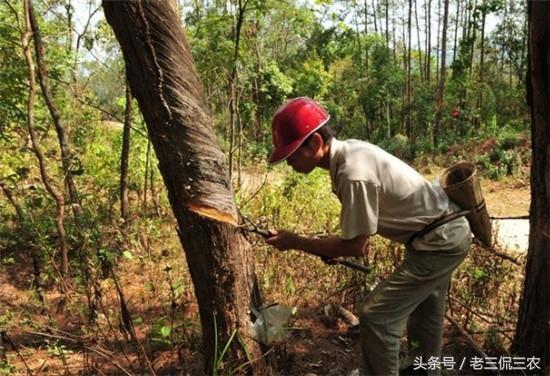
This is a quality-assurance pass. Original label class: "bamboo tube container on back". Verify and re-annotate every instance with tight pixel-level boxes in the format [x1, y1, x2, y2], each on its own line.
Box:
[441, 161, 493, 247]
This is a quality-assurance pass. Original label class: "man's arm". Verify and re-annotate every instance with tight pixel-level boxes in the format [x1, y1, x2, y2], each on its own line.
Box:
[266, 230, 369, 258]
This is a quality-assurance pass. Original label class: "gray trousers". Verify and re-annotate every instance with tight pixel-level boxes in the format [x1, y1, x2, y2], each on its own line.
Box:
[359, 236, 471, 376]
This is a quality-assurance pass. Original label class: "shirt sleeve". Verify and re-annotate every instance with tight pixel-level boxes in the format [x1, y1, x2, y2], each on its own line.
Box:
[337, 180, 380, 240]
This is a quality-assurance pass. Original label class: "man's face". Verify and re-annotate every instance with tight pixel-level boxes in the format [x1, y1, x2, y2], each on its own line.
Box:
[286, 140, 319, 174]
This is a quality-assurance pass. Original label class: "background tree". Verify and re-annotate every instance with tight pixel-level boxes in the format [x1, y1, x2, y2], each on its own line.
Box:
[511, 0, 549, 367]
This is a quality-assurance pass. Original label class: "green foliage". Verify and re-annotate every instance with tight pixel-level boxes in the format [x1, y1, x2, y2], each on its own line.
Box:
[45, 340, 71, 358]
[379, 134, 410, 160]
[242, 167, 339, 234]
[474, 128, 527, 180]
[260, 61, 294, 107]
[476, 148, 520, 180]
[291, 54, 332, 100]
[0, 360, 15, 375]
[212, 314, 238, 376]
[0, 3, 27, 133]
[150, 318, 173, 346]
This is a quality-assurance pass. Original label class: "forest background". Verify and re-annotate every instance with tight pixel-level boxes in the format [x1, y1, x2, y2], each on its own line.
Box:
[0, 0, 546, 374]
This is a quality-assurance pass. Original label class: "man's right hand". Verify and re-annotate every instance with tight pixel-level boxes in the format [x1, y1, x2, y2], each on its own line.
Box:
[266, 230, 299, 251]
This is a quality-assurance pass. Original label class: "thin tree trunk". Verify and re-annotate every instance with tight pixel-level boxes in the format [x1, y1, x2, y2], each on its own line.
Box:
[479, 8, 487, 82]
[392, 8, 397, 63]
[120, 82, 132, 224]
[102, 1, 267, 373]
[512, 1, 549, 367]
[426, 0, 432, 82]
[386, 99, 391, 139]
[414, 0, 423, 81]
[406, 0, 412, 144]
[385, 0, 390, 47]
[372, 0, 378, 34]
[452, 0, 460, 65]
[142, 138, 151, 212]
[463, 0, 471, 41]
[435, 0, 441, 84]
[71, 4, 101, 88]
[22, 0, 69, 277]
[361, 0, 369, 72]
[468, 0, 477, 79]
[228, 0, 247, 181]
[474, 7, 487, 129]
[401, 17, 407, 134]
[150, 166, 161, 217]
[434, 0, 450, 147]
[252, 20, 262, 142]
[498, 2, 508, 75]
[28, 3, 80, 216]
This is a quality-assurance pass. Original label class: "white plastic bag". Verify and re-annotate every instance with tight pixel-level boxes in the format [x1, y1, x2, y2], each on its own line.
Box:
[248, 304, 296, 346]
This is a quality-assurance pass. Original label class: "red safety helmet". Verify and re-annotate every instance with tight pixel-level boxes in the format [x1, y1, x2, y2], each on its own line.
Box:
[268, 97, 330, 165]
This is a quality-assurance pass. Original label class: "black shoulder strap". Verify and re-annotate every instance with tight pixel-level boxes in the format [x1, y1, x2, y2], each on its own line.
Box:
[406, 201, 486, 247]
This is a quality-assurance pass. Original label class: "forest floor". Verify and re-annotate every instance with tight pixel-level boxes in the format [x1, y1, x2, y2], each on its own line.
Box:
[0, 168, 531, 375]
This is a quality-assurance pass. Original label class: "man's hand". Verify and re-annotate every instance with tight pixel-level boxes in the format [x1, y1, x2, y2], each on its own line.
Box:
[266, 230, 299, 251]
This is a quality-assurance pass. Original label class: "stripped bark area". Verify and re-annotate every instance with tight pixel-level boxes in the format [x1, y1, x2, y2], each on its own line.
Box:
[20, 0, 69, 277]
[102, 1, 267, 373]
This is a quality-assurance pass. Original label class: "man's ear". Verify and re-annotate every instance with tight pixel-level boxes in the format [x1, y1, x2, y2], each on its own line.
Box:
[306, 132, 323, 151]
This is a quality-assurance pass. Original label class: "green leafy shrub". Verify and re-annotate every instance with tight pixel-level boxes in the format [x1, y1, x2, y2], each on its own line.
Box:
[379, 134, 410, 160]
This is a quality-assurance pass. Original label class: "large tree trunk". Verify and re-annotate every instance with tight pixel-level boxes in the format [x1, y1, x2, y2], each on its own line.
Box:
[102, 1, 266, 373]
[512, 0, 549, 368]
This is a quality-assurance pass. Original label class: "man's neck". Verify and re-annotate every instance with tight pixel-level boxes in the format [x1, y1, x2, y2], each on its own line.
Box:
[317, 140, 332, 170]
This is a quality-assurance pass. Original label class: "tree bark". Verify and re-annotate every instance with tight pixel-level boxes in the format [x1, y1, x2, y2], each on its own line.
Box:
[102, 1, 266, 373]
[512, 0, 549, 368]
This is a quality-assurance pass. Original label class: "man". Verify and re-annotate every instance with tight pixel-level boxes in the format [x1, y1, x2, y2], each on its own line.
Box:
[266, 97, 471, 376]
